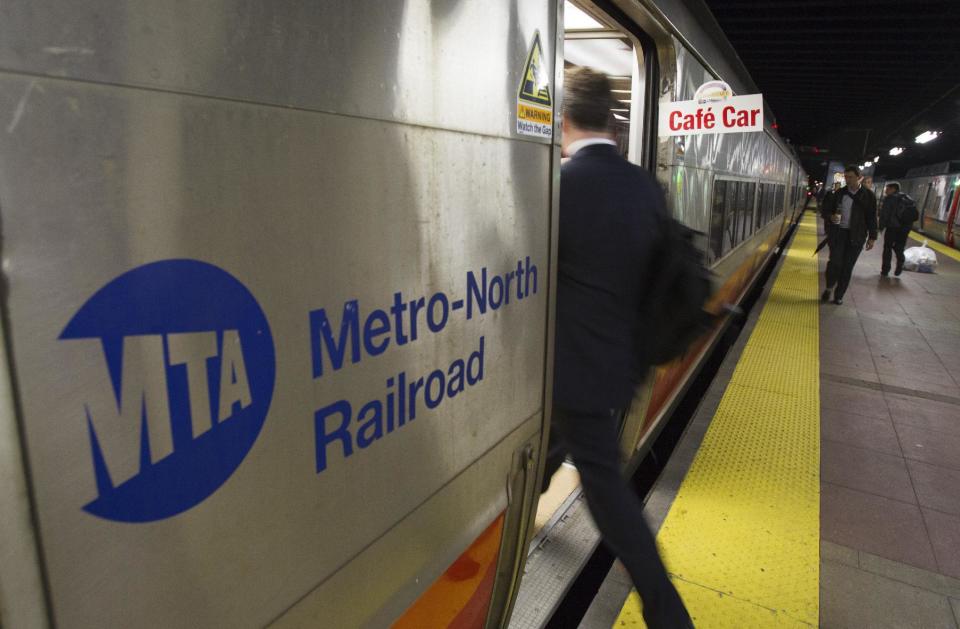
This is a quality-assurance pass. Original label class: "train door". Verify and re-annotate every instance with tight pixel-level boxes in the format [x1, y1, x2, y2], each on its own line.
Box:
[563, 3, 649, 164]
[534, 0, 653, 533]
[507, 2, 667, 626]
[945, 176, 960, 247]
[919, 181, 934, 232]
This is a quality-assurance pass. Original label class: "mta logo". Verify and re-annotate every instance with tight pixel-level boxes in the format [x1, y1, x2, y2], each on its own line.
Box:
[60, 260, 275, 522]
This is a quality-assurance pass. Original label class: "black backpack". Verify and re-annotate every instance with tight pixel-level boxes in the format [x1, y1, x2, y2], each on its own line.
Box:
[637, 217, 715, 367]
[895, 194, 919, 226]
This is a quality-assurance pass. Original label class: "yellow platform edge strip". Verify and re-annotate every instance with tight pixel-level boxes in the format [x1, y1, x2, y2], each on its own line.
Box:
[908, 231, 960, 264]
[615, 214, 821, 628]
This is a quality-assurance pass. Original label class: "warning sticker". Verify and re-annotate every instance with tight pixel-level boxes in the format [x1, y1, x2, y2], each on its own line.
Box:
[516, 31, 553, 139]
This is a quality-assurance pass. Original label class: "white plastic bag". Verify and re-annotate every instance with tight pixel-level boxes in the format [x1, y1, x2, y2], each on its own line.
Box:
[903, 240, 938, 273]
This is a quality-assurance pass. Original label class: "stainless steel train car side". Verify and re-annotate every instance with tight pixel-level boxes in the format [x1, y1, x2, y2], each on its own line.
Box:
[896, 169, 960, 249]
[0, 3, 559, 627]
[0, 1, 806, 628]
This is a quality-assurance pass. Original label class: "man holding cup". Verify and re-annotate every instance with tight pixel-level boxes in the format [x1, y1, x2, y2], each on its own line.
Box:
[819, 165, 878, 305]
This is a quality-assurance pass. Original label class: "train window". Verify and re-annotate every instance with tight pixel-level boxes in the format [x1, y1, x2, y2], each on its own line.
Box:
[769, 184, 775, 224]
[711, 178, 764, 260]
[925, 188, 941, 220]
[739, 186, 746, 242]
[757, 182, 781, 226]
[563, 1, 645, 164]
[710, 179, 726, 261]
[740, 182, 756, 242]
[723, 180, 740, 254]
[756, 184, 763, 226]
[755, 184, 763, 226]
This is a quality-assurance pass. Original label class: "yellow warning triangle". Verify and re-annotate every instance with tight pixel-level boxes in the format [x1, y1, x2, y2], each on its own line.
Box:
[518, 31, 552, 108]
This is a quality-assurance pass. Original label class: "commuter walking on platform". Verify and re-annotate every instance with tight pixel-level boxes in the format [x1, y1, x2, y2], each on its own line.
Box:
[878, 182, 917, 277]
[821, 182, 841, 213]
[541, 66, 693, 629]
[819, 166, 877, 304]
[818, 182, 841, 249]
[816, 183, 829, 207]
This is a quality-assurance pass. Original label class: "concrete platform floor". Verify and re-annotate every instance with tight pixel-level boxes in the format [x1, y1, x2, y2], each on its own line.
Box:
[819, 228, 960, 628]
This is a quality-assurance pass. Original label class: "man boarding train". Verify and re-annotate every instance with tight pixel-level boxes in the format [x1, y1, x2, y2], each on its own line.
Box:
[543, 66, 693, 629]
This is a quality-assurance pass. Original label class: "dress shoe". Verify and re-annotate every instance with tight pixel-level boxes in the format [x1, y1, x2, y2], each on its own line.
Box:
[881, 270, 889, 277]
[832, 297, 843, 305]
[894, 267, 903, 276]
[821, 289, 831, 302]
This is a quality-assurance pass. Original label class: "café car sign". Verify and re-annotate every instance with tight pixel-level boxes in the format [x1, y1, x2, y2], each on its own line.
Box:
[659, 81, 764, 137]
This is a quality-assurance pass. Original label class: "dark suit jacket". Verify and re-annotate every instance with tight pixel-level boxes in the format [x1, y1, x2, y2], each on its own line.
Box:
[820, 185, 878, 244]
[554, 144, 664, 413]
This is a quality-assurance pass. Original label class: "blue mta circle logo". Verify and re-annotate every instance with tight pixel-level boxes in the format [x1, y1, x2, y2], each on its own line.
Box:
[60, 260, 275, 522]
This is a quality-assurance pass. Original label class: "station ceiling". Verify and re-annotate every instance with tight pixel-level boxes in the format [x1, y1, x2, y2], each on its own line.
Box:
[702, 0, 960, 178]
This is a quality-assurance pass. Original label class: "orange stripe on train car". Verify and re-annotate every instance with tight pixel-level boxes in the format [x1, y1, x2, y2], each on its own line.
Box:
[645, 231, 777, 425]
[393, 514, 505, 629]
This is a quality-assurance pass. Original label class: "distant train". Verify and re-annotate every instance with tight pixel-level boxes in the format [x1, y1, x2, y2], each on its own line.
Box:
[874, 162, 960, 249]
[0, 1, 804, 627]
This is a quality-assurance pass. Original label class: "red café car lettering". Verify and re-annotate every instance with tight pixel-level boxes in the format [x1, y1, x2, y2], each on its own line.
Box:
[668, 103, 761, 132]
[668, 107, 716, 131]
[722, 105, 760, 128]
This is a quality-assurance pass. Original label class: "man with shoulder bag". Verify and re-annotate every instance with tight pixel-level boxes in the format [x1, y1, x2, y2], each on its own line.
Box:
[540, 66, 693, 629]
[878, 182, 918, 277]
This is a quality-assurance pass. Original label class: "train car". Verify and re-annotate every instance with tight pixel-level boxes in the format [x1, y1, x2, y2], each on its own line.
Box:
[0, 1, 804, 628]
[894, 162, 960, 250]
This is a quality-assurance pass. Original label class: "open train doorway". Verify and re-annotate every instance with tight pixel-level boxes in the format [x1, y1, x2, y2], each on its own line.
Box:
[563, 1, 647, 166]
[533, 0, 654, 536]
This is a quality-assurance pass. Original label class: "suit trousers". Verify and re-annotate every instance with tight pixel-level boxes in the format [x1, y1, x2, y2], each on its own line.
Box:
[825, 227, 863, 299]
[882, 227, 910, 274]
[541, 406, 691, 629]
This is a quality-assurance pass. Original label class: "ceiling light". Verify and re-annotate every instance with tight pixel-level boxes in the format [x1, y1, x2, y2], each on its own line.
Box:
[564, 38, 635, 77]
[888, 147, 904, 156]
[863, 161, 873, 168]
[564, 2, 605, 29]
[915, 130, 940, 144]
[872, 155, 879, 162]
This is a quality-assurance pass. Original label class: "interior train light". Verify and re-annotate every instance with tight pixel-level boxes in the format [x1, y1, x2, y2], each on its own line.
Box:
[915, 131, 940, 144]
[863, 161, 873, 168]
[564, 1, 605, 29]
[889, 147, 904, 156]
[873, 155, 879, 162]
